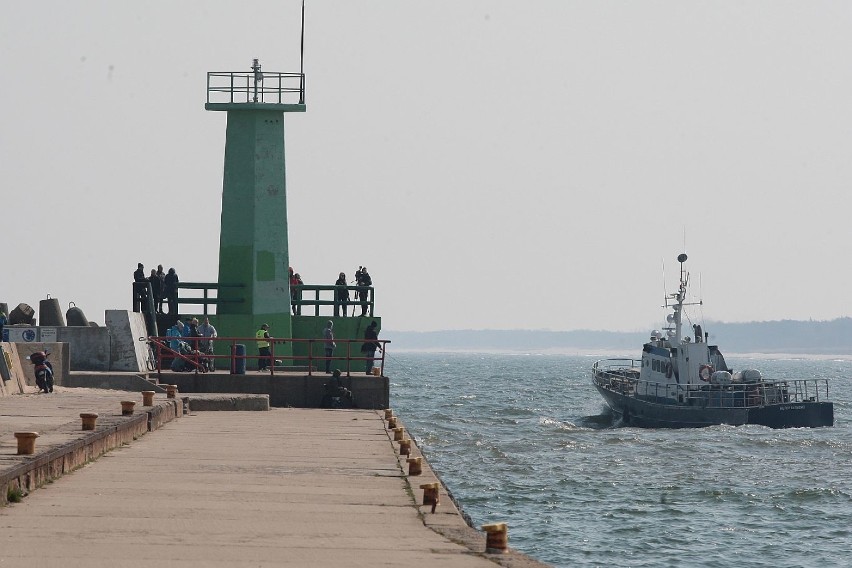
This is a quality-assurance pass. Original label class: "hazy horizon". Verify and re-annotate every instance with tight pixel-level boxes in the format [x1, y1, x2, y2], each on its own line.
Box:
[3, 2, 851, 332]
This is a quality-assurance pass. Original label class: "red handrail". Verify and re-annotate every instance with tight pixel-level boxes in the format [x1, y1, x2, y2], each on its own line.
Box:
[146, 336, 390, 378]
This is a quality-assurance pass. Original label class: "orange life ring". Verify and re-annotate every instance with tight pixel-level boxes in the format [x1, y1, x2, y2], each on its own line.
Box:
[699, 364, 714, 382]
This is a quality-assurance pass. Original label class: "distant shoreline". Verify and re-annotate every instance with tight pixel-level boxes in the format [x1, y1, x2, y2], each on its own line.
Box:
[391, 347, 852, 361]
[386, 318, 852, 357]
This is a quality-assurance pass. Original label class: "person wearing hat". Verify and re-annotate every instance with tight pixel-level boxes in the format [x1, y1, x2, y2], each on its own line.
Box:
[322, 320, 336, 374]
[256, 323, 272, 372]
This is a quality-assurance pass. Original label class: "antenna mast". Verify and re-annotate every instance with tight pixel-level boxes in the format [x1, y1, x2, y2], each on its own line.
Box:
[299, 0, 305, 104]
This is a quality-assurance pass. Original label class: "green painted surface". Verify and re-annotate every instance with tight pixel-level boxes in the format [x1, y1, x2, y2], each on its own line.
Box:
[291, 316, 383, 371]
[205, 91, 382, 371]
[204, 315, 381, 370]
[206, 103, 306, 113]
[212, 106, 298, 342]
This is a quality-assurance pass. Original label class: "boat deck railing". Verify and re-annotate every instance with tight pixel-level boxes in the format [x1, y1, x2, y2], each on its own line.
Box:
[593, 360, 830, 409]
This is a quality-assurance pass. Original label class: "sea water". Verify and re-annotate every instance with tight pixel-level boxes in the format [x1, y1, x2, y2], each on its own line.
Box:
[386, 352, 852, 568]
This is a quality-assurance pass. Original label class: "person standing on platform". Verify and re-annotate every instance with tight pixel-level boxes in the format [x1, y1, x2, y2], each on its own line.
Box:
[361, 320, 381, 375]
[198, 317, 218, 371]
[323, 320, 336, 374]
[357, 267, 372, 316]
[133, 263, 148, 312]
[335, 272, 349, 317]
[148, 269, 163, 316]
[256, 323, 272, 372]
[290, 272, 303, 315]
[155, 265, 166, 313]
[164, 268, 179, 315]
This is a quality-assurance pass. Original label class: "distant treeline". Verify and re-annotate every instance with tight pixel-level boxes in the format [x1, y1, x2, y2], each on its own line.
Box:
[387, 317, 852, 354]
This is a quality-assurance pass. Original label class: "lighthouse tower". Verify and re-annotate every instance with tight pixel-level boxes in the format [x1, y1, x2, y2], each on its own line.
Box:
[205, 59, 306, 346]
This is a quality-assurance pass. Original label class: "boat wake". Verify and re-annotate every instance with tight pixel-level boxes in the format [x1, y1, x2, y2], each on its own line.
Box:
[579, 407, 617, 429]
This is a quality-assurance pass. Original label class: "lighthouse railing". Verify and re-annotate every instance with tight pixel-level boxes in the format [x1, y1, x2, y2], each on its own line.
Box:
[207, 71, 305, 105]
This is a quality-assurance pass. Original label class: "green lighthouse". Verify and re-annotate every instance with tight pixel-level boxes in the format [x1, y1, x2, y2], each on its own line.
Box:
[205, 59, 305, 348]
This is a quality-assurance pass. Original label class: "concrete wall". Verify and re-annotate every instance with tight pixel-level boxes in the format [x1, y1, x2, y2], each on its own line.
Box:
[63, 372, 162, 393]
[6, 342, 70, 388]
[3, 311, 147, 373]
[156, 371, 389, 409]
[0, 343, 24, 395]
[56, 326, 111, 371]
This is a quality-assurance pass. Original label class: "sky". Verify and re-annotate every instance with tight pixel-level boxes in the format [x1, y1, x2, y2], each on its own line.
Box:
[2, 1, 852, 333]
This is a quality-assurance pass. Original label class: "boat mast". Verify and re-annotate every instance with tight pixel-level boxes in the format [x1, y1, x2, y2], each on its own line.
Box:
[672, 253, 689, 346]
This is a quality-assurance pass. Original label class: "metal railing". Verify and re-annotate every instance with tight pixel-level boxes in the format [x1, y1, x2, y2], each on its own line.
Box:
[593, 360, 830, 409]
[133, 281, 246, 320]
[146, 336, 389, 378]
[134, 281, 373, 318]
[290, 285, 374, 317]
[175, 282, 245, 316]
[207, 71, 305, 105]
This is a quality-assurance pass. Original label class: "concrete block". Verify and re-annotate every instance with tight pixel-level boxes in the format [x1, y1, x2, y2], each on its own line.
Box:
[105, 310, 148, 372]
[57, 326, 111, 371]
[186, 394, 270, 411]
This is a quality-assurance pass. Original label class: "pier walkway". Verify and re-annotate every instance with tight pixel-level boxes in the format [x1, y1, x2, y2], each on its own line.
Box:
[0, 387, 547, 567]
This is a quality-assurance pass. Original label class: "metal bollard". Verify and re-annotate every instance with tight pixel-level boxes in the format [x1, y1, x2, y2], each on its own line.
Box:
[383, 408, 393, 420]
[14, 432, 39, 455]
[398, 438, 411, 456]
[142, 391, 155, 406]
[406, 456, 422, 476]
[387, 416, 398, 429]
[80, 413, 99, 431]
[166, 385, 178, 399]
[393, 427, 405, 441]
[481, 522, 509, 553]
[121, 401, 136, 416]
[420, 482, 440, 513]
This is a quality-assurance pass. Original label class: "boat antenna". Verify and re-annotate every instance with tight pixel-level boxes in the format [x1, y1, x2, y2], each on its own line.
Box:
[299, 0, 305, 104]
[678, 253, 687, 287]
[661, 257, 668, 308]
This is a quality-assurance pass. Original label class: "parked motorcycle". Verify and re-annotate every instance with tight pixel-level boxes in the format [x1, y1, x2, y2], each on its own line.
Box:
[27, 350, 54, 393]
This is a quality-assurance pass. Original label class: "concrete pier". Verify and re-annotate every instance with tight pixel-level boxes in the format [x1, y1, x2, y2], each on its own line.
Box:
[0, 388, 549, 567]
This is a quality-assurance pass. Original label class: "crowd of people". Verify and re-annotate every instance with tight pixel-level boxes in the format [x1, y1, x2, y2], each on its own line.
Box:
[164, 316, 218, 372]
[136, 262, 381, 378]
[288, 265, 374, 317]
[133, 263, 179, 315]
[136, 263, 374, 319]
[158, 316, 381, 379]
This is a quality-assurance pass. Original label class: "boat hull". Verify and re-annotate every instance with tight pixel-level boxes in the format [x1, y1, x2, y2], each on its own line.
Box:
[594, 384, 834, 429]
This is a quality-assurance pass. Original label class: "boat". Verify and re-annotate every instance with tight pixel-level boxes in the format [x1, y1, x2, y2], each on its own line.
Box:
[592, 253, 834, 428]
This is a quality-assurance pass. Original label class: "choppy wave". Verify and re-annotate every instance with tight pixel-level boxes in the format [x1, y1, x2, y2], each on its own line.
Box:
[388, 352, 852, 568]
